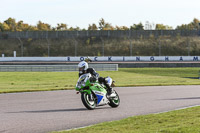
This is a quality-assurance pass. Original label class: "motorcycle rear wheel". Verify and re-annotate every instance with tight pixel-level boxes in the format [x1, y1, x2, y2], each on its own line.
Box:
[108, 91, 120, 108]
[81, 92, 96, 110]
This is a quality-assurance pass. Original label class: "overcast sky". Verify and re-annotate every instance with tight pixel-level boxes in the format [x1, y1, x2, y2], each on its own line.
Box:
[0, 0, 199, 29]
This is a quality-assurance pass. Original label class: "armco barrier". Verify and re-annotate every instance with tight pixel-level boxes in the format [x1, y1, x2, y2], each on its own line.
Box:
[0, 56, 200, 62]
[0, 64, 118, 72]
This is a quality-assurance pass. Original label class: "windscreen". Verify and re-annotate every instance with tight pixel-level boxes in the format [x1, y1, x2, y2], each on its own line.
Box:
[76, 73, 90, 88]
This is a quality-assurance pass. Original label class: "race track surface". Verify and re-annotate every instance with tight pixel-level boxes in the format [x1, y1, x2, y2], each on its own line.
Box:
[1, 85, 200, 133]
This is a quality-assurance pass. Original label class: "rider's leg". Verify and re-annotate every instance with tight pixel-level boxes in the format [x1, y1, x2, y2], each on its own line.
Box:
[98, 77, 113, 95]
[104, 83, 113, 95]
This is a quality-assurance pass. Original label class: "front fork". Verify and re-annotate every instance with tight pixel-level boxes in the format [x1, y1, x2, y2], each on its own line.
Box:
[88, 93, 94, 101]
[77, 89, 96, 102]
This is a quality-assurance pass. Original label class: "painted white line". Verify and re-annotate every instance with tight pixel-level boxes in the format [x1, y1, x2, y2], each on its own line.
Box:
[153, 104, 200, 114]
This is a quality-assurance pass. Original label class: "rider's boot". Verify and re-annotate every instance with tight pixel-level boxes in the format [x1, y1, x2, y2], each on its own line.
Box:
[105, 83, 114, 97]
[107, 87, 113, 95]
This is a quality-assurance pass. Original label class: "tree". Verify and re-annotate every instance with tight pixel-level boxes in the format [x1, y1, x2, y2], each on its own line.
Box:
[74, 26, 81, 31]
[130, 22, 144, 30]
[4, 17, 16, 31]
[68, 26, 81, 31]
[104, 23, 114, 30]
[16, 20, 35, 31]
[88, 23, 98, 30]
[56, 23, 67, 30]
[115, 26, 129, 30]
[0, 22, 10, 31]
[37, 21, 51, 31]
[28, 25, 38, 31]
[16, 20, 23, 31]
[176, 18, 200, 30]
[192, 18, 200, 29]
[98, 18, 106, 30]
[155, 24, 173, 30]
[98, 18, 114, 30]
[0, 22, 3, 31]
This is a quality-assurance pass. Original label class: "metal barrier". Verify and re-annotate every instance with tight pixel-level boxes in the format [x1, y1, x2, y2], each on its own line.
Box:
[0, 64, 118, 72]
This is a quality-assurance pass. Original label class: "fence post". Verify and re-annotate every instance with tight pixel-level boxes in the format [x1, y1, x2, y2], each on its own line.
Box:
[100, 37, 104, 56]
[159, 39, 161, 56]
[74, 39, 78, 56]
[187, 37, 190, 56]
[46, 38, 50, 57]
[129, 30, 132, 56]
[17, 37, 23, 57]
[130, 39, 132, 56]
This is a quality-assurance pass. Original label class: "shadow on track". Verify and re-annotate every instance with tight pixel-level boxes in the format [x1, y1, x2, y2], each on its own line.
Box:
[7, 106, 112, 113]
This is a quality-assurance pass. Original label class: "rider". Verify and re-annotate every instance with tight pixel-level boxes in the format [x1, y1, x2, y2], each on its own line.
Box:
[78, 57, 113, 96]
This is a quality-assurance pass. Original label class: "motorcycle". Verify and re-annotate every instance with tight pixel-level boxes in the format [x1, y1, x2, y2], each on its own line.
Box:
[75, 73, 120, 110]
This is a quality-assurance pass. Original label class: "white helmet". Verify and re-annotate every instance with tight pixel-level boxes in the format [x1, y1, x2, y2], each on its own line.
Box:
[78, 61, 88, 73]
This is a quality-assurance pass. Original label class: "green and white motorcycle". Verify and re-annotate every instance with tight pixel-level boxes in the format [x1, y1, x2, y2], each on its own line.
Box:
[75, 73, 120, 110]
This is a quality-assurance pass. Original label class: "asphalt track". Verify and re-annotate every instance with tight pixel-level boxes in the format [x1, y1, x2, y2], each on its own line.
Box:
[1, 85, 200, 133]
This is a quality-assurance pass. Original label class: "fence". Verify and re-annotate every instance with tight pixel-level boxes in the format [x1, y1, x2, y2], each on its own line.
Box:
[0, 30, 199, 39]
[0, 64, 118, 72]
[1, 30, 200, 57]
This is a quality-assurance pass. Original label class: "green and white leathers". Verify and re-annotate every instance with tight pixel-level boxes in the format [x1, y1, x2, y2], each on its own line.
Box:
[76, 73, 120, 110]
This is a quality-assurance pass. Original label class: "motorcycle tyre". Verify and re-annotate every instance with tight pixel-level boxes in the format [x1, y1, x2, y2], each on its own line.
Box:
[81, 92, 96, 110]
[108, 91, 120, 108]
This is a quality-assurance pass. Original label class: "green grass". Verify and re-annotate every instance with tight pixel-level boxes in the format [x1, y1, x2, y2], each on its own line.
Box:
[103, 67, 200, 87]
[0, 67, 200, 93]
[0, 72, 77, 93]
[54, 106, 200, 133]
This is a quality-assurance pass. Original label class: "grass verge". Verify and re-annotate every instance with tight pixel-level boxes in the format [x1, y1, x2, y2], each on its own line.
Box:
[53, 106, 200, 133]
[0, 67, 200, 93]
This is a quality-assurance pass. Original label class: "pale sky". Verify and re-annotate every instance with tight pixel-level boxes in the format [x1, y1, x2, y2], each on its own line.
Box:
[0, 0, 200, 29]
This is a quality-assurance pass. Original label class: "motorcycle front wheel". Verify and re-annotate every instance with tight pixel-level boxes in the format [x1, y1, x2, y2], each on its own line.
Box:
[81, 92, 96, 110]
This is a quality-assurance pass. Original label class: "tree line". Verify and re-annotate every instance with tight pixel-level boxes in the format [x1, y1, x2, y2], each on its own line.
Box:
[0, 18, 200, 32]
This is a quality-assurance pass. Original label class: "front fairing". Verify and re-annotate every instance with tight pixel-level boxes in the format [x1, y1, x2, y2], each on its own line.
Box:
[75, 73, 91, 92]
[91, 83, 108, 105]
[90, 83, 107, 94]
